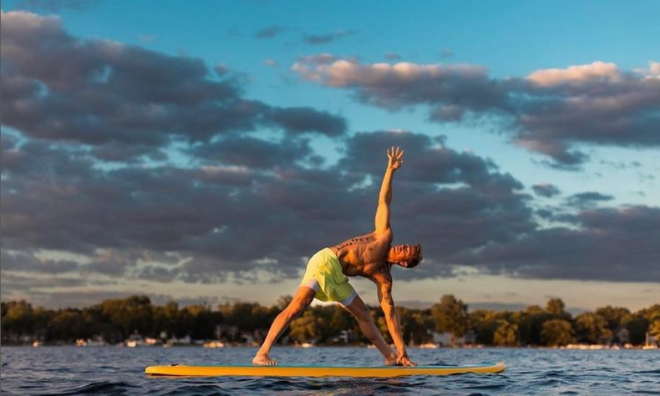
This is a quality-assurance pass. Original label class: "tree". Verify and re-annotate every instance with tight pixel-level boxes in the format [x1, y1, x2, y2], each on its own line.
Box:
[101, 295, 153, 339]
[518, 306, 549, 346]
[596, 306, 630, 333]
[575, 313, 611, 344]
[493, 320, 518, 347]
[1, 300, 36, 342]
[289, 310, 324, 343]
[546, 298, 566, 316]
[649, 320, 660, 338]
[431, 295, 468, 346]
[541, 319, 575, 346]
[622, 313, 649, 345]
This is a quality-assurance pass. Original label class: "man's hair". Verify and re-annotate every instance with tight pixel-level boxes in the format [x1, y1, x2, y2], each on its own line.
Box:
[406, 244, 423, 268]
[406, 254, 423, 268]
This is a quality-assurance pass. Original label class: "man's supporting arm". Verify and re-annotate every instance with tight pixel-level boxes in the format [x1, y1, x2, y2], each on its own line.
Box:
[378, 283, 416, 366]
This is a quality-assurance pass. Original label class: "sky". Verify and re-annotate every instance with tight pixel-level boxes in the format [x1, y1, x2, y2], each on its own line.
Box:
[1, 0, 659, 313]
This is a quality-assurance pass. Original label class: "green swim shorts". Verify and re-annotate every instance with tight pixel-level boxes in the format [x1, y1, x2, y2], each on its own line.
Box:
[300, 248, 357, 305]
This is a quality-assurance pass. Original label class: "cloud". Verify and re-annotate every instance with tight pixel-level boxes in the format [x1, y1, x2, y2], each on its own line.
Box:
[293, 57, 660, 166]
[567, 192, 614, 207]
[1, 128, 536, 284]
[526, 61, 620, 87]
[302, 29, 357, 45]
[458, 206, 660, 282]
[191, 136, 313, 169]
[254, 25, 285, 39]
[1, 250, 79, 274]
[0, 11, 347, 162]
[532, 183, 561, 198]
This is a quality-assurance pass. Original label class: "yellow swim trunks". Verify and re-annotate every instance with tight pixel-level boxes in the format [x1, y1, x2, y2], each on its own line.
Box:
[300, 248, 357, 305]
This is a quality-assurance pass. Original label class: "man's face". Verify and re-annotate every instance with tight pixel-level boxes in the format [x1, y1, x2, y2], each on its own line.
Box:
[388, 244, 422, 265]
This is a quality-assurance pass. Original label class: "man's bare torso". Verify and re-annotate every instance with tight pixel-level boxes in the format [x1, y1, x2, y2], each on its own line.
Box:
[329, 230, 393, 284]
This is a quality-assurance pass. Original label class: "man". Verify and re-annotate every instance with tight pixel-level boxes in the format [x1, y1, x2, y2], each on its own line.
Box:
[252, 146, 423, 366]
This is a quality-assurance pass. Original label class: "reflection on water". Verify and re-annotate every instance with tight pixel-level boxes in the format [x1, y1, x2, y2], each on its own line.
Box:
[1, 346, 658, 395]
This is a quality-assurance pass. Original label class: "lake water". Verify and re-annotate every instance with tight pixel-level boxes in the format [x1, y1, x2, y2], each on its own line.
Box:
[1, 346, 658, 395]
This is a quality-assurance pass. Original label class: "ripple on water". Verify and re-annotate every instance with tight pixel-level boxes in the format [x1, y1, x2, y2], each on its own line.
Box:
[160, 384, 231, 396]
[33, 381, 139, 396]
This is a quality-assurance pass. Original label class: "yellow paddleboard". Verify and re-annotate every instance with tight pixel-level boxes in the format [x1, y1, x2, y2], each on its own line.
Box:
[145, 362, 506, 377]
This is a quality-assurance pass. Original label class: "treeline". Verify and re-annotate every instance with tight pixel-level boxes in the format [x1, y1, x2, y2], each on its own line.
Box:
[2, 295, 659, 347]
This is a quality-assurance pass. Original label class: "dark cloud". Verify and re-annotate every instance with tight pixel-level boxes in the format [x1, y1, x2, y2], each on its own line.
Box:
[457, 206, 660, 282]
[265, 107, 347, 137]
[0, 11, 347, 162]
[254, 25, 285, 39]
[191, 136, 313, 169]
[1, 129, 535, 284]
[1, 250, 79, 274]
[532, 183, 561, 198]
[567, 192, 614, 207]
[302, 29, 357, 45]
[293, 57, 660, 166]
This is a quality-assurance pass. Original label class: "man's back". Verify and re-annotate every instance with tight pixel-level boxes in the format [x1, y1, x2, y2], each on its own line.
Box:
[330, 230, 392, 278]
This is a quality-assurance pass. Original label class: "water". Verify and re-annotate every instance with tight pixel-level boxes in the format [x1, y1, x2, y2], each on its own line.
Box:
[1, 346, 658, 395]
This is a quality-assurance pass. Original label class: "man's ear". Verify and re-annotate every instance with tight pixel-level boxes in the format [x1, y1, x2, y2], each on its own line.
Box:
[398, 261, 408, 268]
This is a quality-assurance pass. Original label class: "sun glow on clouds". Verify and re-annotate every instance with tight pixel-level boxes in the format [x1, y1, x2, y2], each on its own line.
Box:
[293, 57, 486, 88]
[526, 61, 620, 86]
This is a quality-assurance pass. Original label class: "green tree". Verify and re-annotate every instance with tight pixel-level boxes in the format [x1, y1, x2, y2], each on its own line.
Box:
[596, 306, 630, 333]
[546, 298, 566, 316]
[289, 310, 324, 343]
[649, 320, 660, 338]
[541, 319, 575, 346]
[575, 313, 611, 344]
[622, 313, 649, 345]
[493, 320, 518, 346]
[431, 295, 468, 346]
[1, 300, 36, 342]
[517, 305, 549, 346]
[101, 295, 153, 340]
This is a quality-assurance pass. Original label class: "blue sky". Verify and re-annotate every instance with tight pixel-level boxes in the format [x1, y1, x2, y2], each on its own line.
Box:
[1, 0, 658, 311]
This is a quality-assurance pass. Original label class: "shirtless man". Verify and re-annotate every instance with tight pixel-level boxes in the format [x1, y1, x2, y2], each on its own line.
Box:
[252, 147, 423, 366]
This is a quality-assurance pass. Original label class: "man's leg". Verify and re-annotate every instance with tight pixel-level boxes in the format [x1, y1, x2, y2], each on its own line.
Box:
[341, 295, 397, 365]
[252, 286, 316, 365]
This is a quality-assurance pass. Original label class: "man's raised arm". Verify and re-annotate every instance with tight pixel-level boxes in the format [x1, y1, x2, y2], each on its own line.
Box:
[374, 147, 404, 233]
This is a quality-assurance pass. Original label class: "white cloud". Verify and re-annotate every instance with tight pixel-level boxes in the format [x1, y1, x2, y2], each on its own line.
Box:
[527, 61, 620, 86]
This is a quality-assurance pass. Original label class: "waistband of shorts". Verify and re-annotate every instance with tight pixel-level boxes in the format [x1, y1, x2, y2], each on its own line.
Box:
[321, 247, 337, 259]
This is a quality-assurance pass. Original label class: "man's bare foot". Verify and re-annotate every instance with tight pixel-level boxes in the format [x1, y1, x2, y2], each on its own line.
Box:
[384, 354, 398, 366]
[252, 354, 278, 366]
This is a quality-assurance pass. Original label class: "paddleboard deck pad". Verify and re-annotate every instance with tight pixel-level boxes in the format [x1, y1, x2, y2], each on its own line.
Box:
[145, 362, 506, 377]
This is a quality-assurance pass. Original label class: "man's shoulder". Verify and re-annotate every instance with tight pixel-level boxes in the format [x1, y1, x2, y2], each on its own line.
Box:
[373, 228, 393, 241]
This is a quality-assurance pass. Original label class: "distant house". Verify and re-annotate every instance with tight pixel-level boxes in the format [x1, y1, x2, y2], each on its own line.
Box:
[613, 327, 630, 345]
[431, 330, 475, 347]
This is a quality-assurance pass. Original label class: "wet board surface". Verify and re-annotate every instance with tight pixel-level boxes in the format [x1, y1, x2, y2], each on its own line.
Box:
[145, 362, 506, 377]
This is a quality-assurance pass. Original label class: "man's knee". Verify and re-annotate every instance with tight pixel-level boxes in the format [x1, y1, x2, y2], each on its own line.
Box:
[351, 307, 372, 323]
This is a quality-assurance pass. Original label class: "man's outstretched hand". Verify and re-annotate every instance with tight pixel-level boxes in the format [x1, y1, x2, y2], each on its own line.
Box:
[397, 355, 417, 366]
[387, 146, 404, 170]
